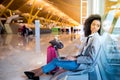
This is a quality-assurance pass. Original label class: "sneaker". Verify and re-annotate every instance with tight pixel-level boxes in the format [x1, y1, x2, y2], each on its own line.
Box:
[24, 71, 35, 79]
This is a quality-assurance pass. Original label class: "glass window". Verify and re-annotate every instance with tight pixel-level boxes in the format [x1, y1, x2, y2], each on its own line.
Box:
[99, 9, 120, 80]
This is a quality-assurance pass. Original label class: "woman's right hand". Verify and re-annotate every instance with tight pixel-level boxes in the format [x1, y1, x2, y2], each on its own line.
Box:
[65, 56, 77, 61]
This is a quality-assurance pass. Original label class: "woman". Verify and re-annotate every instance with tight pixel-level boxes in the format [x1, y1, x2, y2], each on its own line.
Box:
[24, 14, 102, 80]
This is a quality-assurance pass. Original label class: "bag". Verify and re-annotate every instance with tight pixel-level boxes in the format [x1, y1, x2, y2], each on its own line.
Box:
[47, 45, 59, 74]
[47, 45, 58, 63]
[49, 40, 64, 49]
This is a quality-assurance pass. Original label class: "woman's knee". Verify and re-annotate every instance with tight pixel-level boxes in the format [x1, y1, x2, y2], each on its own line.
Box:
[52, 58, 58, 62]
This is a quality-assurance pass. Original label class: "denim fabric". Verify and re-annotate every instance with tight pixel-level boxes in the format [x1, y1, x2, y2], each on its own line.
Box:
[42, 58, 79, 73]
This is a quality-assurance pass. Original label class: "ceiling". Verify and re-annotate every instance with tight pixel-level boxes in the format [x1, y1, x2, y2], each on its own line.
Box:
[0, 0, 119, 26]
[0, 0, 80, 26]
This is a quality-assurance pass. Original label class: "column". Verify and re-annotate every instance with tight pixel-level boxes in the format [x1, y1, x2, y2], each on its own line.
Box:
[35, 20, 40, 53]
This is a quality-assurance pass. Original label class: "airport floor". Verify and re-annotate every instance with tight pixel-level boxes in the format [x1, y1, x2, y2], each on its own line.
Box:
[0, 32, 81, 80]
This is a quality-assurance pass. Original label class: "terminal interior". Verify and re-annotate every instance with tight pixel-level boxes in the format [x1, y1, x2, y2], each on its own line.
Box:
[0, 0, 120, 80]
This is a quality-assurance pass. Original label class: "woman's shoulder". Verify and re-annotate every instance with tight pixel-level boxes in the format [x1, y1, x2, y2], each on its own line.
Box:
[93, 32, 101, 38]
[92, 32, 101, 43]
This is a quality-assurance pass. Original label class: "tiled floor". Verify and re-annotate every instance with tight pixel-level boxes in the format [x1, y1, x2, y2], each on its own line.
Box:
[0, 32, 81, 80]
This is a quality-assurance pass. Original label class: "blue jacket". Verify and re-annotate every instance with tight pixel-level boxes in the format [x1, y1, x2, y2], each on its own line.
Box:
[76, 32, 101, 70]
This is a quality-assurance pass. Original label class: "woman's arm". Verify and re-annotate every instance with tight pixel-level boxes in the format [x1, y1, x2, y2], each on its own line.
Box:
[76, 33, 101, 64]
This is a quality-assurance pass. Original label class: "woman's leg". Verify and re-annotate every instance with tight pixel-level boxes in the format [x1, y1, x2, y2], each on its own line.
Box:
[42, 58, 79, 74]
[24, 58, 79, 77]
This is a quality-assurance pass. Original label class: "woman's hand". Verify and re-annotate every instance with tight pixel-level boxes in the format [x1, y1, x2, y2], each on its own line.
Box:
[65, 56, 77, 61]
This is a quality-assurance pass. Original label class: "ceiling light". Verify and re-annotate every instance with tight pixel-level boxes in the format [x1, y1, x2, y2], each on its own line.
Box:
[38, 7, 42, 10]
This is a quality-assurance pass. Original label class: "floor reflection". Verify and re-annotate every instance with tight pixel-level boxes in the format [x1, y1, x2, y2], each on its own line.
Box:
[0, 33, 81, 80]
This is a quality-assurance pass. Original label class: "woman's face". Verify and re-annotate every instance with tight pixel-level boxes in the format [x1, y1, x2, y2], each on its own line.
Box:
[90, 20, 101, 34]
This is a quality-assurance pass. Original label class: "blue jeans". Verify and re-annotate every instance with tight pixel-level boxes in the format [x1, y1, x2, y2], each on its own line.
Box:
[42, 58, 79, 73]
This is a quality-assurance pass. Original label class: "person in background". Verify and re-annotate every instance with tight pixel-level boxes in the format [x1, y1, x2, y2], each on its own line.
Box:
[21, 25, 27, 37]
[21, 25, 33, 37]
[24, 14, 102, 80]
